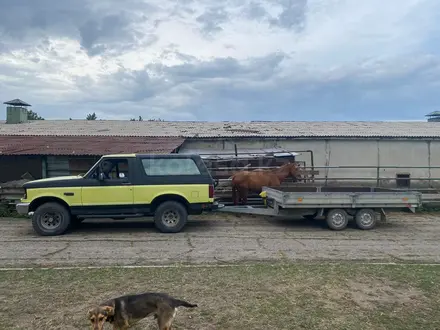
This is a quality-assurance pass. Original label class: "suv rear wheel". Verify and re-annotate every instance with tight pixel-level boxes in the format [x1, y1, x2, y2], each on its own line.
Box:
[154, 201, 188, 233]
[32, 202, 71, 236]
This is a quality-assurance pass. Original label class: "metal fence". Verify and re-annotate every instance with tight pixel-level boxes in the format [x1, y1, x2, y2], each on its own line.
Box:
[197, 148, 440, 188]
[209, 163, 440, 191]
[296, 165, 440, 188]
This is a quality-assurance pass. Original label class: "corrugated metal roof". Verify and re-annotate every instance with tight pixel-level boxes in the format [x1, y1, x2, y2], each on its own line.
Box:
[0, 135, 184, 156]
[1, 120, 440, 138]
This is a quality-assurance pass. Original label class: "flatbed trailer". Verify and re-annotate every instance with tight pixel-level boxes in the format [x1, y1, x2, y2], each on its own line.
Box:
[215, 185, 423, 230]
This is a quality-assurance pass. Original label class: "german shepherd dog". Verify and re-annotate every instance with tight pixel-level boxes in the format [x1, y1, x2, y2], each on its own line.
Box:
[88, 292, 198, 330]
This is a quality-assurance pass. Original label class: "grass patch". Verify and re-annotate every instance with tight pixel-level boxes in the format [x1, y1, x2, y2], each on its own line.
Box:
[0, 263, 439, 329]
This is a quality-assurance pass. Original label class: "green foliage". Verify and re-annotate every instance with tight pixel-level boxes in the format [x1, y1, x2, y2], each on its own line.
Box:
[130, 116, 164, 121]
[27, 110, 44, 120]
[86, 112, 97, 120]
[0, 203, 24, 218]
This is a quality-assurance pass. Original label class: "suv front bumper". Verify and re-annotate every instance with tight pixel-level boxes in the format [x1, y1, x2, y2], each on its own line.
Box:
[16, 203, 30, 216]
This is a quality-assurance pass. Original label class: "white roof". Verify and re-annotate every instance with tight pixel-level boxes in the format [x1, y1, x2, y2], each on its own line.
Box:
[0, 120, 439, 138]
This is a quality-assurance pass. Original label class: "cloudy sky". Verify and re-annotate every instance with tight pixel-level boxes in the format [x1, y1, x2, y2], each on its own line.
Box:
[0, 0, 439, 121]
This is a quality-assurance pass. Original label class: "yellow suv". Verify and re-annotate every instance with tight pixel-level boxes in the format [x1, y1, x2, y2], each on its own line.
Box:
[16, 153, 217, 236]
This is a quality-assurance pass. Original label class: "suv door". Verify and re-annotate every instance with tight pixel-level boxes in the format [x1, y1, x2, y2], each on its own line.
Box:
[81, 157, 134, 213]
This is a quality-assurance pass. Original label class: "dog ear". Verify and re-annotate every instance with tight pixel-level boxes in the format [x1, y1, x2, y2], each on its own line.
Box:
[102, 305, 115, 316]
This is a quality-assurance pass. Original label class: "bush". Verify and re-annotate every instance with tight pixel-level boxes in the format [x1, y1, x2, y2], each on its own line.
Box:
[0, 203, 24, 218]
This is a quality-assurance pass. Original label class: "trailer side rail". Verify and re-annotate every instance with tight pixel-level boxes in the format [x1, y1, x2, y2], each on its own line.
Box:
[262, 187, 423, 210]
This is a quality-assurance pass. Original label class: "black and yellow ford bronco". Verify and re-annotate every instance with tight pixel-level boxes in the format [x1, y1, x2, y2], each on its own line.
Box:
[16, 153, 218, 236]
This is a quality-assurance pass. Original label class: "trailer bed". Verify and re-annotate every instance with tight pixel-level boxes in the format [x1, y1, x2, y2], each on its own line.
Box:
[215, 185, 424, 231]
[263, 186, 422, 211]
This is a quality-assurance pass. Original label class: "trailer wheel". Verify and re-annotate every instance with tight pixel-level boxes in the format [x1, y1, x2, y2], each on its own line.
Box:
[326, 209, 348, 230]
[355, 208, 377, 230]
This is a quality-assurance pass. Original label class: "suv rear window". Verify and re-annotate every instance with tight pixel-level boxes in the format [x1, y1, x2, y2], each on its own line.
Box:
[142, 158, 201, 176]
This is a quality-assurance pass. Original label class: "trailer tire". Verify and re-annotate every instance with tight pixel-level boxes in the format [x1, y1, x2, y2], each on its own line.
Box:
[326, 209, 348, 231]
[355, 208, 377, 230]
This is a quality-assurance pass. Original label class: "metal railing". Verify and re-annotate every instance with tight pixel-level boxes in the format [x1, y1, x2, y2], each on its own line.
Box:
[300, 165, 440, 187]
[208, 164, 440, 188]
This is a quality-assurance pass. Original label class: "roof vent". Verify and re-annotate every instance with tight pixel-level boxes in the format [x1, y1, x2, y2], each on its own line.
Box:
[3, 98, 31, 124]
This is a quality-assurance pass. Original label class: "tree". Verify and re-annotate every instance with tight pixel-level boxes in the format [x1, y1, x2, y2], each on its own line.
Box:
[86, 112, 97, 120]
[27, 110, 44, 120]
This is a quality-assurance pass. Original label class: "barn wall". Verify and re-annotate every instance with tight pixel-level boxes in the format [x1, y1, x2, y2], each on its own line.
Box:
[0, 155, 43, 183]
[179, 138, 440, 188]
[46, 156, 101, 178]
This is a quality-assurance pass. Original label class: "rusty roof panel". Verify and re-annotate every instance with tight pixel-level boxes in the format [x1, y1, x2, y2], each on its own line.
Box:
[0, 136, 184, 156]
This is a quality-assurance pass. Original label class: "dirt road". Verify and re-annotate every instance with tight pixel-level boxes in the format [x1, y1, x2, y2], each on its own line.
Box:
[1, 212, 439, 267]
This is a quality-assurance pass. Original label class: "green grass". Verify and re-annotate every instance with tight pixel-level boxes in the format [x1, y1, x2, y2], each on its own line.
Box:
[0, 262, 439, 329]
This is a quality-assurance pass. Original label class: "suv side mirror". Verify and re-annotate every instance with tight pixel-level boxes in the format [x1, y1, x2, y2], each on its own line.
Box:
[98, 172, 105, 181]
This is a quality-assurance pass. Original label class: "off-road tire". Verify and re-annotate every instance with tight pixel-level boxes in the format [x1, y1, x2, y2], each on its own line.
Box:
[32, 202, 72, 236]
[154, 201, 188, 233]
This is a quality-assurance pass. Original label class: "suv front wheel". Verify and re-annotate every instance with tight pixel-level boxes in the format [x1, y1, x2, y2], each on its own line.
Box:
[32, 202, 72, 236]
[154, 201, 188, 233]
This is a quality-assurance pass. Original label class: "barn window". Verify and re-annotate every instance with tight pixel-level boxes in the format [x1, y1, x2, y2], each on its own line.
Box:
[396, 173, 410, 188]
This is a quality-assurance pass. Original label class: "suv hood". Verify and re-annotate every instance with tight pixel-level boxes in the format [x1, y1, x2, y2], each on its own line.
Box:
[22, 175, 83, 189]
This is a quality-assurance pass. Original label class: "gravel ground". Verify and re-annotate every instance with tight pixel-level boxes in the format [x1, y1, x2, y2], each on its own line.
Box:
[1, 212, 439, 267]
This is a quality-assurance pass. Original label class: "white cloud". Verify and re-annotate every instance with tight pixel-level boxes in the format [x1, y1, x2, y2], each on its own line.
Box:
[0, 0, 439, 121]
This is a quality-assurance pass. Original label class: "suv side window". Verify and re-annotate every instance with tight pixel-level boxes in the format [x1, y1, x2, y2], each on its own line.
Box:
[90, 158, 130, 180]
[142, 158, 201, 176]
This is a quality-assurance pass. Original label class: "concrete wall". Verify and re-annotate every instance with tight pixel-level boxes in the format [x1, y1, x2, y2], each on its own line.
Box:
[179, 138, 440, 188]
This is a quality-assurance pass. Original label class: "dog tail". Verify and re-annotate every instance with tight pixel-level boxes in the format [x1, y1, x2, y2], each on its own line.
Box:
[172, 298, 198, 308]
